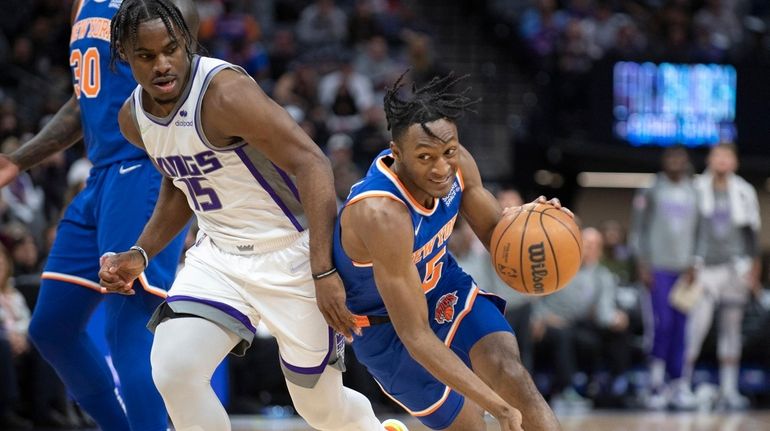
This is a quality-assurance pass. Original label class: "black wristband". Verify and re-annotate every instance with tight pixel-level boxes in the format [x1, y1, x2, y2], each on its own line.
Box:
[312, 267, 337, 280]
[130, 245, 149, 270]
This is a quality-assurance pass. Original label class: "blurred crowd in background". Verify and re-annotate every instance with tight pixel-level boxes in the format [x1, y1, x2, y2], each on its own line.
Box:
[0, 0, 769, 428]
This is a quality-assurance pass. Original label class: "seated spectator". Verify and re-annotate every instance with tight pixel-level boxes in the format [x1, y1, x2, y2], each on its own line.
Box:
[325, 133, 362, 205]
[268, 28, 299, 82]
[532, 228, 631, 409]
[0, 242, 32, 430]
[600, 219, 635, 286]
[319, 54, 375, 134]
[354, 36, 401, 98]
[296, 0, 348, 49]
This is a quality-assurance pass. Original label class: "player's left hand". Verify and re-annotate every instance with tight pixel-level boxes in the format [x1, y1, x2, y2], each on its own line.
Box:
[98, 251, 144, 295]
[314, 273, 361, 342]
[534, 195, 574, 218]
[502, 195, 574, 219]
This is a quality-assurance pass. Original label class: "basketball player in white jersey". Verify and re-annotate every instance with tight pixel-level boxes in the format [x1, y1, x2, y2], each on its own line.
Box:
[97, 1, 405, 430]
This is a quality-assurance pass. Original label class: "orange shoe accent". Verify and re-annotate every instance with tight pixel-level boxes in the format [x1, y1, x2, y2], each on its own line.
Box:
[382, 418, 409, 431]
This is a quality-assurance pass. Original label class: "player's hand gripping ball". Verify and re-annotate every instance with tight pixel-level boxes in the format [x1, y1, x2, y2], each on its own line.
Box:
[490, 203, 582, 295]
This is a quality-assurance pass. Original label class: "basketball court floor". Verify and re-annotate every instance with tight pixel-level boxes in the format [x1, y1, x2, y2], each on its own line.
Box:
[225, 411, 770, 431]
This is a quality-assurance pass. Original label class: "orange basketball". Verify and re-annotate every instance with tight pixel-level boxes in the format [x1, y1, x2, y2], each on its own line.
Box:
[490, 203, 582, 296]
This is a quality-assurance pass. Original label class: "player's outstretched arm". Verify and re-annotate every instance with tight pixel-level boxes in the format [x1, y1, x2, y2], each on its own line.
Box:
[0, 96, 83, 187]
[347, 197, 522, 431]
[458, 146, 571, 252]
[117, 101, 194, 259]
[457, 146, 503, 251]
[201, 70, 358, 338]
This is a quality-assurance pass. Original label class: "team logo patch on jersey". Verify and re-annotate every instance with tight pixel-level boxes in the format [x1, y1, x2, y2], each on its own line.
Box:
[434, 291, 459, 324]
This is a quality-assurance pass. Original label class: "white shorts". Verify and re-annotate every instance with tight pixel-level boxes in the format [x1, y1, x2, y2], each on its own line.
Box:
[148, 230, 343, 388]
[698, 259, 751, 305]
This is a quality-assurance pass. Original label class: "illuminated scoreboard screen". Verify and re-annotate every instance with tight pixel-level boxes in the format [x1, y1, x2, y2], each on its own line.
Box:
[612, 62, 737, 147]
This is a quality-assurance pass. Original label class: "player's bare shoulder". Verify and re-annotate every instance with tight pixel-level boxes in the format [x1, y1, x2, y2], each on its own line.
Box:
[118, 99, 145, 150]
[199, 68, 263, 144]
[342, 195, 413, 257]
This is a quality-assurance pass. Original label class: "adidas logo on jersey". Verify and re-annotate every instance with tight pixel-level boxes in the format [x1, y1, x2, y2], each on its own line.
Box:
[237, 244, 254, 252]
[175, 110, 192, 126]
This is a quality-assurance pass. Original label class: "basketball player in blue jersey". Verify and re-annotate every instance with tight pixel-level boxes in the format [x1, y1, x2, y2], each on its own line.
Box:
[0, 1, 197, 430]
[334, 73, 565, 431]
[98, 1, 402, 430]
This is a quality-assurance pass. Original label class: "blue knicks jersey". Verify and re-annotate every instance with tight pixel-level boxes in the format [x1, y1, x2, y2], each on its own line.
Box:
[334, 150, 468, 316]
[70, 0, 145, 167]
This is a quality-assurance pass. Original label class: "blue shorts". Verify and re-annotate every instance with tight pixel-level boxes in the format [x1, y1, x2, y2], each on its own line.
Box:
[43, 159, 186, 295]
[352, 285, 509, 430]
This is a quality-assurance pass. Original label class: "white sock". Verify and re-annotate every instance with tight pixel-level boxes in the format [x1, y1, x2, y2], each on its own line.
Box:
[650, 359, 665, 390]
[720, 364, 739, 396]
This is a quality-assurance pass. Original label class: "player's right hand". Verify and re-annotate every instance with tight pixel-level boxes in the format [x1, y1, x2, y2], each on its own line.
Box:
[493, 405, 524, 431]
[0, 154, 21, 188]
[313, 273, 361, 342]
[98, 251, 145, 295]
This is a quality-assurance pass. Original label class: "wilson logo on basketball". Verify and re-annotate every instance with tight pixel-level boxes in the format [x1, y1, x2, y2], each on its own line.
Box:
[528, 242, 548, 294]
[434, 291, 459, 324]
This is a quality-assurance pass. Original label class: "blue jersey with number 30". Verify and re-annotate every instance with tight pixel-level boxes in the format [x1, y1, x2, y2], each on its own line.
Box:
[70, 0, 146, 167]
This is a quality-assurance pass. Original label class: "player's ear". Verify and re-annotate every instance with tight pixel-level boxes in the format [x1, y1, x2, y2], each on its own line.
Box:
[117, 42, 127, 61]
[389, 141, 400, 161]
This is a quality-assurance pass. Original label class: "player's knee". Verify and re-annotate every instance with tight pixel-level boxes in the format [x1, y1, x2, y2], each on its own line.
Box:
[485, 352, 529, 393]
[151, 347, 201, 395]
[292, 396, 336, 429]
[28, 313, 57, 352]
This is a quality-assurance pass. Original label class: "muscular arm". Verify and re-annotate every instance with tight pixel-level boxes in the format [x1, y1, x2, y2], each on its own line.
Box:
[118, 102, 193, 259]
[348, 198, 515, 419]
[7, 96, 82, 171]
[457, 146, 503, 251]
[135, 176, 193, 258]
[204, 70, 336, 272]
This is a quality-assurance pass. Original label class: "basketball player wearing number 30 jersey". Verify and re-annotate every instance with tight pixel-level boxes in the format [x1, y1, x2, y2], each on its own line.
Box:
[0, 1, 196, 430]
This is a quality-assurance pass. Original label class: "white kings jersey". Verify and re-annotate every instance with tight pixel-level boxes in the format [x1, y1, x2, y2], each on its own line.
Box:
[130, 56, 307, 252]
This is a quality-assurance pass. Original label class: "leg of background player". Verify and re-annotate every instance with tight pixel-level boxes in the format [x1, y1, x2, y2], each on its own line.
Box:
[151, 317, 239, 431]
[28, 279, 130, 431]
[106, 291, 167, 431]
[683, 293, 716, 388]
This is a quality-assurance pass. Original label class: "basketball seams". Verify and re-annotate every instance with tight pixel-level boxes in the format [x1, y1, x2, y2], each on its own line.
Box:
[539, 206, 581, 249]
[539, 211, 560, 291]
[517, 210, 535, 294]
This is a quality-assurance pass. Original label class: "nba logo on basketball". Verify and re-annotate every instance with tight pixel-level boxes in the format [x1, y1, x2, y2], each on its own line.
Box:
[434, 291, 459, 324]
[528, 242, 548, 294]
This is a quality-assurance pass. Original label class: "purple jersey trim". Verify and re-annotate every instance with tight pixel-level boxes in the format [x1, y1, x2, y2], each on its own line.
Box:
[280, 327, 333, 375]
[272, 162, 301, 202]
[234, 147, 304, 232]
[166, 295, 256, 333]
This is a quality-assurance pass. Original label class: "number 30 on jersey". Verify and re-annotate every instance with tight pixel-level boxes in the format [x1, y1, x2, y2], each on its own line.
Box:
[70, 47, 101, 98]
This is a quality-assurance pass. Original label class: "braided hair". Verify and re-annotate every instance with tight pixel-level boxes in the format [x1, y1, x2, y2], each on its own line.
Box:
[383, 71, 480, 143]
[109, 0, 199, 70]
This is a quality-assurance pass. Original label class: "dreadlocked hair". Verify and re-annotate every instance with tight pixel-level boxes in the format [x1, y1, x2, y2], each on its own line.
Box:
[383, 71, 480, 142]
[109, 0, 199, 71]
